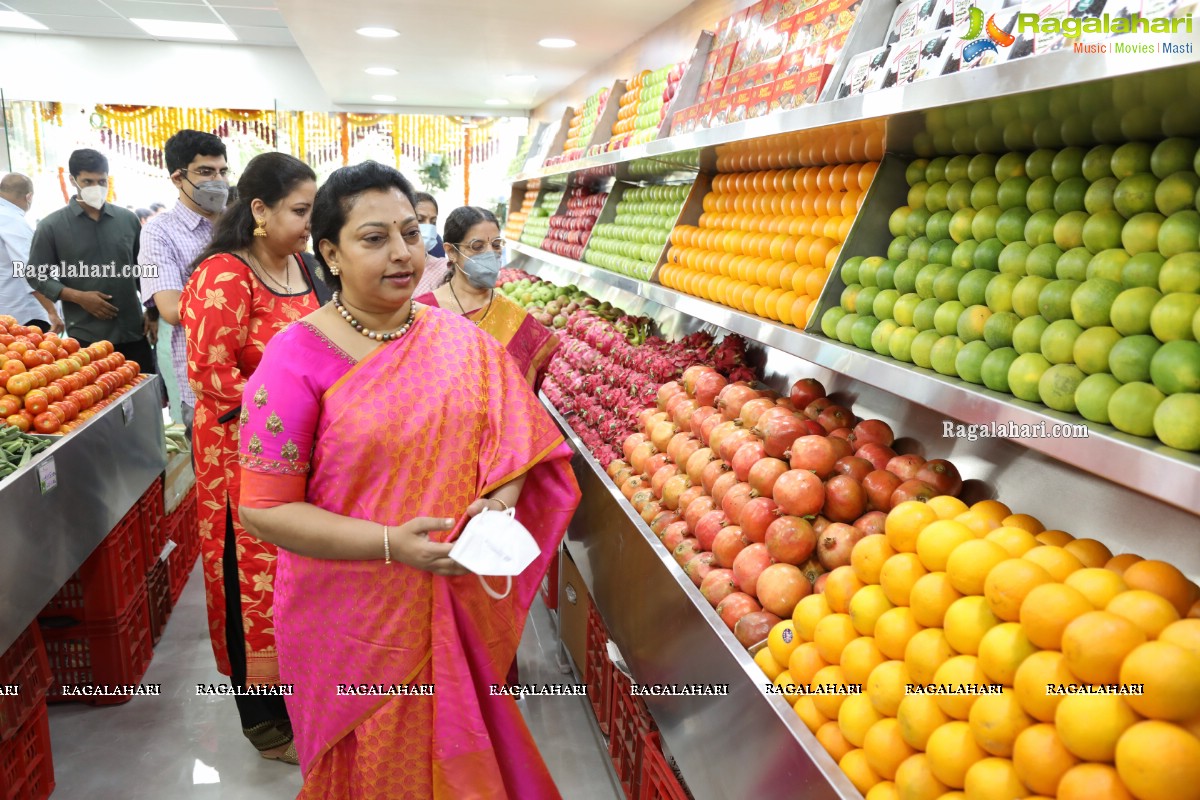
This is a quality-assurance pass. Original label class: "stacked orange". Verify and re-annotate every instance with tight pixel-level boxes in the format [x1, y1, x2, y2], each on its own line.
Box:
[659, 160, 879, 329]
[504, 179, 541, 241]
[756, 497, 1200, 800]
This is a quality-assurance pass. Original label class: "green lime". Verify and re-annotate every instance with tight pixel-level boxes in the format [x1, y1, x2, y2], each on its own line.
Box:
[857, 287, 882, 318]
[1013, 315, 1051, 354]
[1155, 171, 1200, 215]
[889, 207, 913, 237]
[926, 210, 954, 242]
[997, 208, 1034, 245]
[1013, 276, 1052, 319]
[982, 347, 1020, 393]
[1111, 287, 1163, 335]
[1151, 292, 1200, 341]
[1008, 353, 1052, 402]
[1157, 210, 1200, 258]
[952, 241, 980, 272]
[835, 311, 860, 344]
[1092, 110, 1124, 145]
[893, 293, 923, 327]
[945, 154, 972, 183]
[859, 258, 882, 288]
[1084, 176, 1119, 214]
[1071, 278, 1123, 328]
[888, 236, 913, 261]
[1108, 381, 1165, 437]
[926, 181, 952, 213]
[984, 310, 1021, 349]
[913, 298, 942, 331]
[928, 239, 957, 267]
[1082, 144, 1117, 182]
[1053, 177, 1090, 214]
[1113, 173, 1161, 218]
[956, 340, 993, 384]
[906, 208, 933, 241]
[968, 154, 1000, 183]
[931, 335, 966, 376]
[1086, 249, 1130, 283]
[970, 178, 1001, 211]
[876, 260, 900, 291]
[1038, 279, 1081, 322]
[934, 268, 968, 303]
[1159, 253, 1200, 293]
[1076, 373, 1121, 424]
[1051, 146, 1086, 181]
[1039, 364, 1086, 412]
[950, 208, 977, 243]
[873, 289, 901, 321]
[974, 238, 1004, 272]
[915, 264, 944, 299]
[926, 157, 951, 185]
[894, 260, 923, 294]
[1154, 393, 1200, 450]
[985, 273, 1021, 315]
[908, 236, 934, 264]
[997, 176, 1032, 210]
[906, 159, 930, 187]
[1150, 137, 1199, 179]
[1121, 252, 1166, 289]
[821, 306, 847, 339]
[1026, 176, 1059, 212]
[908, 182, 931, 211]
[1082, 210, 1125, 252]
[935, 300, 967, 336]
[1025, 209, 1061, 247]
[947, 180, 974, 213]
[957, 304, 992, 343]
[840, 255, 865, 285]
[958, 269, 994, 307]
[1041, 318, 1084, 364]
[1150, 340, 1200, 394]
[871, 319, 901, 356]
[841, 282, 863, 312]
[1056, 247, 1093, 281]
[851, 314, 880, 350]
[1109, 335, 1162, 383]
[911, 329, 941, 369]
[1111, 141, 1154, 179]
[995, 152, 1028, 181]
[1026, 243, 1064, 278]
[889, 326, 920, 362]
[1122, 213, 1166, 255]
[972, 205, 1003, 241]
[998, 242, 1033, 276]
[1026, 149, 1056, 180]
[1073, 326, 1123, 374]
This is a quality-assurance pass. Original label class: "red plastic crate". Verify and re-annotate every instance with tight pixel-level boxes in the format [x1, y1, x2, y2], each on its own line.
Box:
[166, 488, 199, 606]
[638, 732, 691, 800]
[39, 512, 145, 623]
[609, 670, 657, 800]
[0, 703, 54, 800]
[0, 625, 51, 741]
[146, 558, 171, 647]
[40, 585, 153, 705]
[139, 476, 166, 572]
[585, 602, 612, 736]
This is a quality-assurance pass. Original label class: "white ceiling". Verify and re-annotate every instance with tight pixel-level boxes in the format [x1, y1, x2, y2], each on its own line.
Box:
[0, 0, 696, 112]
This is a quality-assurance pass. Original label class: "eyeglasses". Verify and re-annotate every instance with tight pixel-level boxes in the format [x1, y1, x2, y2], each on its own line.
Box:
[187, 167, 232, 179]
[454, 238, 504, 255]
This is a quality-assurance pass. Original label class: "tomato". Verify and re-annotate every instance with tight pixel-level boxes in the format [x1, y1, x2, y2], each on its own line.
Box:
[20, 350, 41, 369]
[110, 351, 125, 366]
[46, 404, 67, 424]
[74, 350, 90, 367]
[0, 334, 13, 347]
[5, 373, 32, 396]
[2, 359, 25, 377]
[24, 390, 48, 415]
[5, 413, 30, 432]
[43, 384, 64, 403]
[8, 341, 28, 355]
[62, 338, 79, 354]
[127, 361, 140, 378]
[33, 412, 60, 434]
[36, 340, 56, 353]
[27, 371, 46, 390]
[0, 397, 19, 417]
[60, 398, 79, 420]
[24, 332, 42, 345]
[55, 348, 68, 360]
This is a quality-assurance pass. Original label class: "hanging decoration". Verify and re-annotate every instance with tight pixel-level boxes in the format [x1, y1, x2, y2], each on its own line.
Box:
[57, 167, 68, 204]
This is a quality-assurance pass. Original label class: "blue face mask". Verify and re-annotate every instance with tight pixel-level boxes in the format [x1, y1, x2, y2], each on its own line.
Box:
[419, 223, 438, 252]
[456, 249, 501, 289]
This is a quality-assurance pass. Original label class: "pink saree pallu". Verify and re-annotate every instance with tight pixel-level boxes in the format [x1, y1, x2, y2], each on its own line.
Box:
[238, 310, 580, 799]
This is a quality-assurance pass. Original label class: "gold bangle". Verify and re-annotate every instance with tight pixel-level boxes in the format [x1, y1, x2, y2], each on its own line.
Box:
[491, 498, 509, 512]
[383, 524, 391, 564]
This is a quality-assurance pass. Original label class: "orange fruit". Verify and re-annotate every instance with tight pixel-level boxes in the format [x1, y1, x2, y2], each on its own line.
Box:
[794, 694, 829, 732]
[894, 753, 949, 800]
[905, 627, 954, 685]
[1001, 513, 1045, 533]
[1013, 723, 1080, 796]
[768, 620, 801, 667]
[774, 670, 797, 695]
[969, 687, 1034, 757]
[1106, 553, 1144, 575]
[854, 535, 898, 586]
[754, 647, 785, 681]
[916, 520, 975, 572]
[826, 566, 866, 613]
[840, 748, 883, 794]
[1056, 691, 1141, 761]
[859, 162, 879, 191]
[1019, 583, 1093, 650]
[812, 664, 851, 718]
[978, 622, 1038, 686]
[867, 659, 910, 717]
[1107, 589, 1181, 638]
[953, 509, 1002, 537]
[963, 757, 1028, 800]
[1057, 763, 1134, 800]
[849, 585, 896, 638]
[840, 691, 886, 747]
[926, 720, 987, 788]
[1036, 529, 1075, 546]
[909, 572, 964, 628]
[1115, 720, 1200, 800]
[864, 719, 916, 782]
[969, 500, 1012, 522]
[886, 502, 939, 554]
[946, 539, 1009, 596]
[897, 695, 951, 751]
[793, 593, 832, 640]
[880, 553, 930, 607]
[985, 527, 1040, 557]
[1159, 619, 1200, 656]
[1121, 640, 1200, 721]
[926, 495, 969, 520]
[1023, 545, 1085, 581]
[805, 266, 829, 298]
[875, 607, 924, 660]
[817, 719, 855, 761]
[814, 613, 859, 664]
[1064, 537, 1113, 568]
[985, 559, 1054, 621]
[932, 654, 990, 719]
[841, 636, 887, 685]
[788, 641, 828, 686]
[1061, 610, 1146, 685]
[1014, 650, 1076, 722]
[943, 596, 1001, 656]
[1122, 560, 1196, 617]
[1065, 567, 1129, 609]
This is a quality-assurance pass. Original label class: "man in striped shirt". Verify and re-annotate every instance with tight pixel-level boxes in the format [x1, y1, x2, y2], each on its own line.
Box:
[139, 130, 229, 437]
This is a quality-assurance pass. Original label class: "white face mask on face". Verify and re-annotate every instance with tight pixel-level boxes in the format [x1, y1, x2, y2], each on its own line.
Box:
[78, 185, 106, 209]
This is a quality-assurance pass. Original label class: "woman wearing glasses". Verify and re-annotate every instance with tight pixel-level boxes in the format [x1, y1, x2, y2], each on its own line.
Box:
[415, 206, 560, 390]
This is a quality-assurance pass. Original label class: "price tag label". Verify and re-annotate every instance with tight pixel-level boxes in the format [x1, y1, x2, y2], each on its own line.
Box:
[121, 398, 134, 426]
[36, 457, 57, 494]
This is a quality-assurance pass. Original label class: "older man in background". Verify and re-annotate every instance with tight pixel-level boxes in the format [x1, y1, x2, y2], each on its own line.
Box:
[0, 173, 63, 332]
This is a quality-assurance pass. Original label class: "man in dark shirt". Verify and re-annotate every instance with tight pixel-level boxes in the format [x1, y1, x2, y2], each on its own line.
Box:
[26, 148, 156, 375]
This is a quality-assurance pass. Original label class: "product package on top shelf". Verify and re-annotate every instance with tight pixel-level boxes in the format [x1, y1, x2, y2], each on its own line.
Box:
[881, 36, 924, 89]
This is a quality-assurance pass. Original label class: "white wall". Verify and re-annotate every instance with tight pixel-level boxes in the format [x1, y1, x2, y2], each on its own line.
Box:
[0, 33, 332, 110]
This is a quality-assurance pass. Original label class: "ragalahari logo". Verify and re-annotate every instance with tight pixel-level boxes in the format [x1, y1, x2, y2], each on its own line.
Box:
[960, 6, 1016, 62]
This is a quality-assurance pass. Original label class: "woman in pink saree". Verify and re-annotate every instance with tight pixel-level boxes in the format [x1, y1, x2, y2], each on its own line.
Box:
[236, 162, 580, 799]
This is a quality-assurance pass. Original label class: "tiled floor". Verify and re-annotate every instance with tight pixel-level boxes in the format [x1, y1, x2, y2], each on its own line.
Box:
[47, 562, 622, 799]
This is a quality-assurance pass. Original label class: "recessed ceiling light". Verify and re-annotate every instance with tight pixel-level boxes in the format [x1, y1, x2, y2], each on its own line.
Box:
[0, 10, 47, 30]
[505, 74, 538, 83]
[131, 18, 236, 41]
[372, 94, 397, 102]
[538, 38, 576, 48]
[365, 66, 398, 76]
[356, 26, 399, 38]
[485, 98, 510, 106]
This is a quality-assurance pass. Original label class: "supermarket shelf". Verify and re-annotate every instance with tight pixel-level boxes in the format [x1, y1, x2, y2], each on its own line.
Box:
[511, 241, 1200, 516]
[0, 378, 167, 652]
[541, 397, 861, 800]
[514, 51, 1200, 181]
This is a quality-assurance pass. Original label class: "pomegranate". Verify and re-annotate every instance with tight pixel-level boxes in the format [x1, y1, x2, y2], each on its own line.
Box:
[683, 495, 717, 533]
[606, 459, 631, 481]
[828, 436, 854, 460]
[650, 510, 682, 537]
[732, 543, 774, 598]
[622, 432, 647, 460]
[630, 488, 656, 514]
[917, 459, 963, 496]
[801, 418, 827, 436]
[656, 381, 684, 409]
[685, 551, 718, 587]
[676, 485, 705, 513]
[804, 397, 834, 419]
[716, 592, 762, 631]
[667, 431, 701, 467]
[700, 568, 738, 607]
[817, 405, 856, 433]
[824, 475, 866, 523]
[833, 456, 874, 482]
[701, 458, 731, 495]
[748, 457, 789, 497]
[886, 454, 926, 481]
[739, 397, 777, 427]
[720, 481, 758, 523]
[853, 511, 887, 538]
[818, 522, 864, 570]
[766, 515, 817, 565]
[673, 538, 704, 569]
[713, 525, 751, 568]
[862, 470, 903, 511]
[788, 435, 840, 478]
[829, 428, 854, 445]
[640, 500, 664, 524]
[755, 412, 808, 459]
[757, 405, 796, 428]
[756, 563, 812, 617]
[856, 443, 898, 472]
[717, 428, 758, 465]
[664, 391, 691, 420]
[650, 420, 680, 453]
[699, 411, 725, 446]
[731, 439, 767, 482]
[682, 365, 713, 395]
[645, 453, 672, 481]
[610, 464, 635, 489]
[800, 557, 826, 586]
[685, 447, 718, 484]
[790, 377, 827, 408]
[717, 383, 765, 421]
[620, 474, 646, 500]
[694, 371, 728, 408]
[853, 418, 895, 449]
[630, 441, 657, 475]
[695, 509, 731, 551]
[662, 524, 692, 551]
[708, 419, 745, 456]
[773, 469, 826, 517]
[673, 399, 701, 431]
[661, 474, 692, 510]
[637, 408, 663, 432]
[711, 470, 740, 506]
[651, 464, 681, 498]
[734, 610, 783, 649]
[691, 405, 719, 439]
[891, 479, 937, 505]
[739, 496, 779, 543]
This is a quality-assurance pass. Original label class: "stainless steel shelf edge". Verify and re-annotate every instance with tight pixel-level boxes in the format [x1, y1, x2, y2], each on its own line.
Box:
[0, 377, 167, 652]
[541, 398, 861, 800]
[654, 31, 714, 141]
[584, 79, 627, 154]
[817, 0, 899, 104]
[510, 241, 1200, 515]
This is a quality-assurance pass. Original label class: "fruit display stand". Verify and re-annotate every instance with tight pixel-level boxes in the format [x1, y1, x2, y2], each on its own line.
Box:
[0, 377, 166, 654]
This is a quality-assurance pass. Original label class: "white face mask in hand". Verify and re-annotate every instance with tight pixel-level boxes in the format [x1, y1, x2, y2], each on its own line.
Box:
[448, 507, 540, 600]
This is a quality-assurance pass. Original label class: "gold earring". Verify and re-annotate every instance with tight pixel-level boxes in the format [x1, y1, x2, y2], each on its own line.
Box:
[253, 218, 267, 237]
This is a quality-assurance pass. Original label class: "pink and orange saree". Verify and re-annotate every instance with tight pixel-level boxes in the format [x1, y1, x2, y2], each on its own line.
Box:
[238, 307, 580, 798]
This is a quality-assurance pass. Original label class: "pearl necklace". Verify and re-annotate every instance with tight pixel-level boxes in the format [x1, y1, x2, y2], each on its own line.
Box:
[333, 292, 415, 341]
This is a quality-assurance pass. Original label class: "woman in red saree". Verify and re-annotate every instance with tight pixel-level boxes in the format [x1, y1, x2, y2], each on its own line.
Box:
[237, 162, 580, 798]
[181, 152, 320, 763]
[414, 206, 559, 390]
